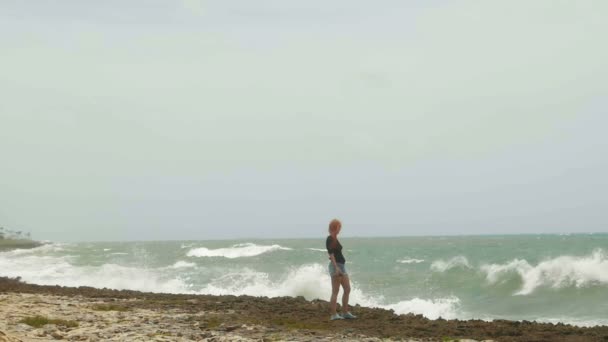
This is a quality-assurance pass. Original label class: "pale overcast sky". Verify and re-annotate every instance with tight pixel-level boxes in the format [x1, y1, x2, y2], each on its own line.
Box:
[1, 1, 606, 241]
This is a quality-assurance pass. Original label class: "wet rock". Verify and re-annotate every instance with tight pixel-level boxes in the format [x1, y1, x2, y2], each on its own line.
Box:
[50, 331, 64, 339]
[222, 325, 239, 332]
[0, 330, 23, 342]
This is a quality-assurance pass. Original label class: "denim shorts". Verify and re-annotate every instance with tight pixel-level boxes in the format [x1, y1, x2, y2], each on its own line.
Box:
[328, 262, 347, 277]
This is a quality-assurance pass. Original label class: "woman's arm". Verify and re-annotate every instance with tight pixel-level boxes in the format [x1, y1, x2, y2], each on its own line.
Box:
[328, 253, 342, 276]
[326, 236, 342, 276]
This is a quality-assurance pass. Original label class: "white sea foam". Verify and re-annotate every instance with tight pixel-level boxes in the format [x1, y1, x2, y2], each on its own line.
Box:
[110, 252, 128, 255]
[307, 248, 327, 252]
[198, 263, 331, 300]
[0, 254, 190, 293]
[186, 243, 292, 259]
[481, 259, 530, 284]
[481, 249, 608, 295]
[194, 262, 459, 320]
[383, 297, 461, 319]
[0, 248, 477, 322]
[198, 263, 381, 307]
[0, 243, 65, 256]
[0, 248, 594, 325]
[430, 256, 471, 272]
[536, 317, 608, 327]
[397, 258, 425, 264]
[9, 242, 608, 326]
[170, 260, 197, 269]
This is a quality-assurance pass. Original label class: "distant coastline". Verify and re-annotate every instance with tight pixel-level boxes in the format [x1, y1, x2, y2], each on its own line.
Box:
[0, 239, 43, 252]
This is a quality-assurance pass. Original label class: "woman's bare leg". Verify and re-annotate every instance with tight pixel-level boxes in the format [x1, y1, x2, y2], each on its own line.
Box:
[329, 275, 341, 315]
[340, 275, 351, 313]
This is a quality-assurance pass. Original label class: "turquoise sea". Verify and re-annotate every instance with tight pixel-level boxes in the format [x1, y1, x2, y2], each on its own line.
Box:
[2, 234, 608, 326]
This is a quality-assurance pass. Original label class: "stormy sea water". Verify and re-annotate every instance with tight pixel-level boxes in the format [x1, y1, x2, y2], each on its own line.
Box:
[2, 234, 608, 327]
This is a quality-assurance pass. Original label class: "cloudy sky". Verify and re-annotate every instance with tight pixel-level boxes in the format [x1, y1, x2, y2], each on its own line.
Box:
[1, 1, 606, 241]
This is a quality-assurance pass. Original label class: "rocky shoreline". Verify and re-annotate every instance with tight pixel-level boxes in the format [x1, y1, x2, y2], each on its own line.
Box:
[1, 277, 607, 341]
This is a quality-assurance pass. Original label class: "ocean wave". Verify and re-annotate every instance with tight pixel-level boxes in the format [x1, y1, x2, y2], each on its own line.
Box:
[194, 262, 460, 320]
[198, 263, 331, 300]
[186, 243, 292, 259]
[383, 296, 461, 319]
[0, 243, 65, 256]
[170, 260, 197, 269]
[430, 256, 471, 272]
[0, 249, 469, 321]
[307, 248, 327, 252]
[397, 258, 425, 264]
[195, 263, 458, 319]
[535, 317, 608, 328]
[0, 254, 190, 293]
[481, 249, 608, 295]
[199, 263, 372, 306]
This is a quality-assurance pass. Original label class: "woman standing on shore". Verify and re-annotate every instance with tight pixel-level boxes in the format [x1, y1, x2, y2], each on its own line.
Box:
[326, 219, 357, 320]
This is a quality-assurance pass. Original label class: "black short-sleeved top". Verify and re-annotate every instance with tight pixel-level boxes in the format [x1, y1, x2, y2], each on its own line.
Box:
[326, 235, 345, 264]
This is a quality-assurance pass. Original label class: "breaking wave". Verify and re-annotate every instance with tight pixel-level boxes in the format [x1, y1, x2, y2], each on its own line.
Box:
[5, 241, 608, 326]
[170, 260, 197, 269]
[481, 249, 608, 295]
[0, 247, 460, 321]
[430, 256, 471, 272]
[0, 255, 190, 293]
[196, 263, 459, 319]
[397, 258, 425, 264]
[384, 297, 461, 319]
[186, 243, 292, 259]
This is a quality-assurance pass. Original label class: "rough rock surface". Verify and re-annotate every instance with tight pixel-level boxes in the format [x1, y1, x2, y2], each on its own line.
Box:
[1, 277, 607, 341]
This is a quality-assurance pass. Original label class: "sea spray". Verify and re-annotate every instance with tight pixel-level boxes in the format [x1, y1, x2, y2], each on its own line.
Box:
[481, 249, 608, 295]
[186, 243, 292, 258]
[0, 254, 191, 293]
[397, 258, 425, 264]
[430, 256, 471, 272]
[170, 260, 197, 269]
[198, 264, 330, 300]
[4, 236, 608, 326]
[383, 297, 461, 319]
